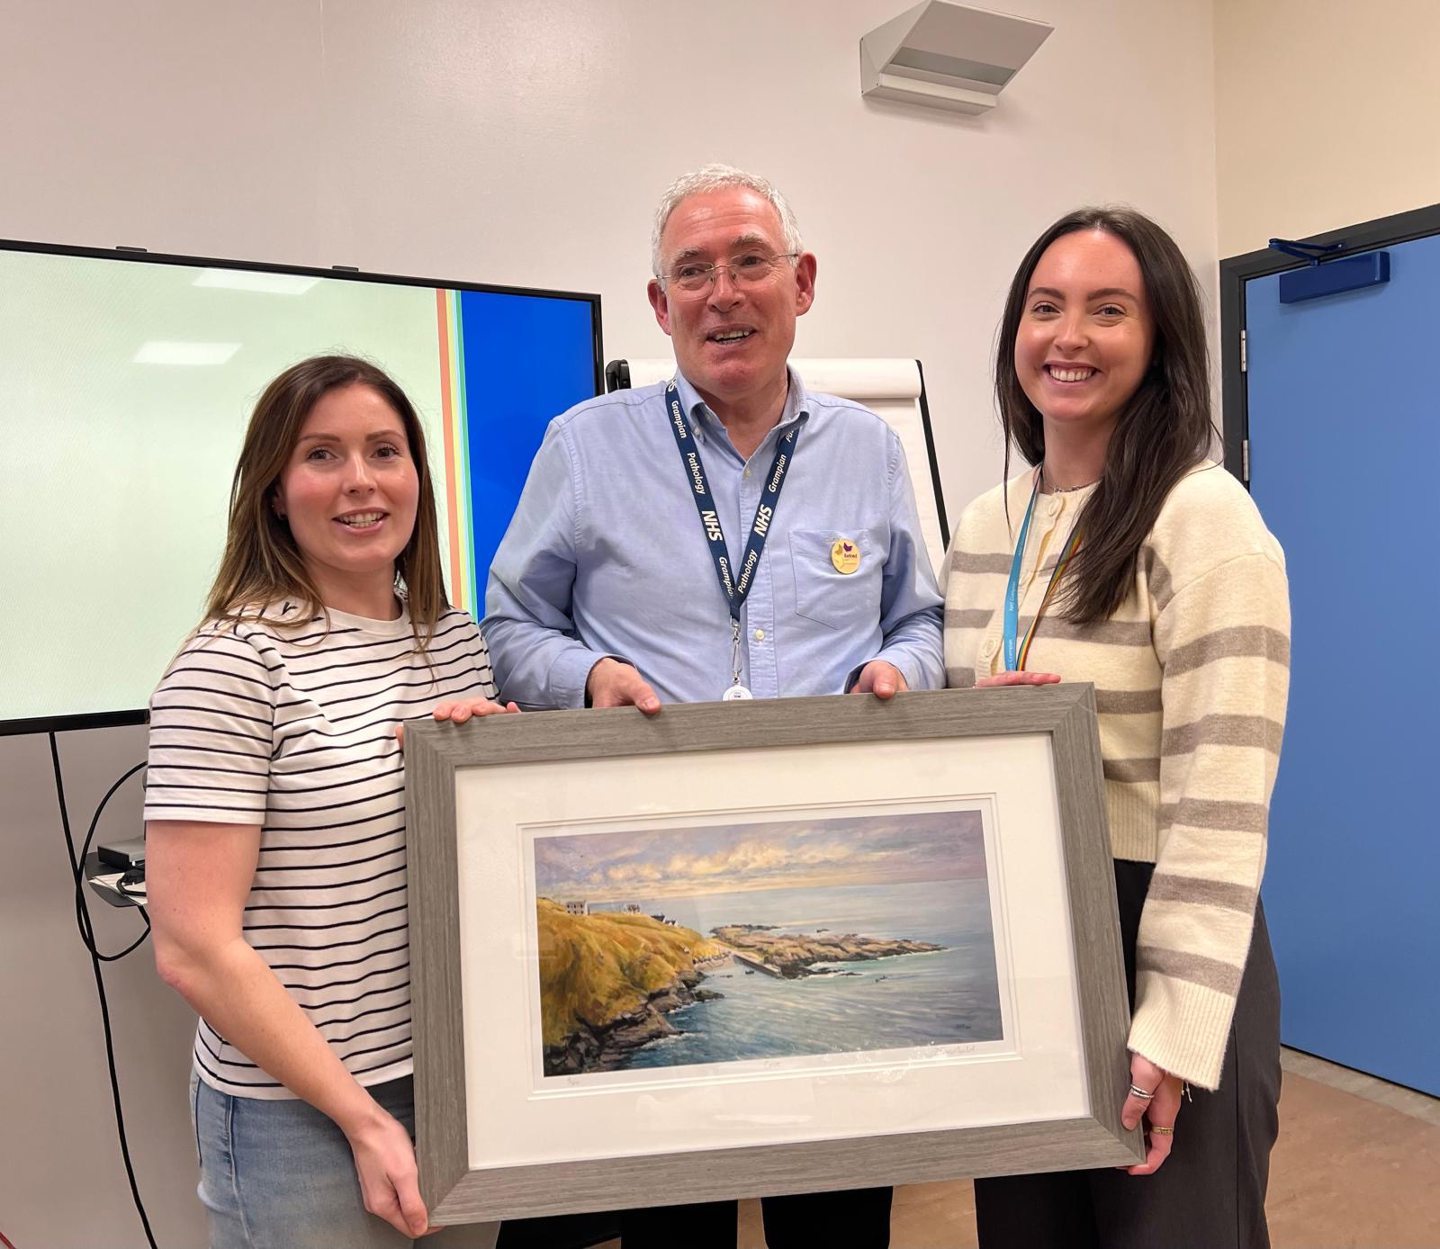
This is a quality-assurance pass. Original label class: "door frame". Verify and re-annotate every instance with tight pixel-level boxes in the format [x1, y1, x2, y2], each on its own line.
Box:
[1219, 202, 1440, 485]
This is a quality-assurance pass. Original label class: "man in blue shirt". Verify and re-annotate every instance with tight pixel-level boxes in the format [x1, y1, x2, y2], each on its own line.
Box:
[485, 164, 943, 1248]
[485, 164, 943, 715]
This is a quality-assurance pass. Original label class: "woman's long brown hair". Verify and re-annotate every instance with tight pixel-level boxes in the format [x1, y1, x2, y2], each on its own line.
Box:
[203, 355, 448, 649]
[996, 207, 1216, 624]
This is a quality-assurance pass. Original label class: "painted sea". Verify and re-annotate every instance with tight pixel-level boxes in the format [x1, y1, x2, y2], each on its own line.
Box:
[592, 876, 1000, 1070]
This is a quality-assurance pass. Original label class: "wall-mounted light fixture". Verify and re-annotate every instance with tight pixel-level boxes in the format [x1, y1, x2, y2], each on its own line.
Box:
[860, 1, 1052, 116]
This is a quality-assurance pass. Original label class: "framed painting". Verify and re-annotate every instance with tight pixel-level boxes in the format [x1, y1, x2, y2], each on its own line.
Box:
[404, 685, 1142, 1223]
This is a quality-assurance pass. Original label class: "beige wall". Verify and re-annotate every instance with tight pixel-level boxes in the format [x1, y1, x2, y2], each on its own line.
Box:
[1215, 0, 1440, 257]
[0, 2, 1221, 1245]
[0, 726, 201, 1247]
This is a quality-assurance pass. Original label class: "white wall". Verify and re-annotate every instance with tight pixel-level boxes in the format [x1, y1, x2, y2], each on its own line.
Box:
[0, 2, 1220, 1244]
[1215, 0, 1440, 256]
[0, 0, 1222, 513]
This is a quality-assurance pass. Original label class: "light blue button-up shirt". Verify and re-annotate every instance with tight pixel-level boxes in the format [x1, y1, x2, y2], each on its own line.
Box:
[483, 369, 944, 709]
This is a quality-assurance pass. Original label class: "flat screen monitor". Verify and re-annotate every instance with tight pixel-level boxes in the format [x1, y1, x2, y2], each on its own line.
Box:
[0, 239, 603, 735]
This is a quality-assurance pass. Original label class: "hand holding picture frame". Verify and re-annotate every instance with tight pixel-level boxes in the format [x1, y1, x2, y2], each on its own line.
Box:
[404, 685, 1142, 1224]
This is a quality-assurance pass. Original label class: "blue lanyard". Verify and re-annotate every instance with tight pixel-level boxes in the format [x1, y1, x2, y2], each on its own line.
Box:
[1002, 473, 1044, 671]
[664, 381, 798, 624]
[1004, 470, 1085, 672]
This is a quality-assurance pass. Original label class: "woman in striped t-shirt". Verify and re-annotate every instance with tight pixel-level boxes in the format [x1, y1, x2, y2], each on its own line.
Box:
[944, 211, 1289, 1248]
[146, 356, 515, 1247]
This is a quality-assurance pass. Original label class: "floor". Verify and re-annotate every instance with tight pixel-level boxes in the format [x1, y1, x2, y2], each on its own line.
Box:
[587, 1050, 1440, 1248]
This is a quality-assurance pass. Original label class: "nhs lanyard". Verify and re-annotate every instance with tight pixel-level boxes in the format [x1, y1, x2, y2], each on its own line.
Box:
[665, 382, 798, 677]
[1003, 471, 1084, 672]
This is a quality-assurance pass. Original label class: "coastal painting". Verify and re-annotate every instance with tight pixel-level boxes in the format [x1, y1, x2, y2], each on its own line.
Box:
[530, 808, 1003, 1078]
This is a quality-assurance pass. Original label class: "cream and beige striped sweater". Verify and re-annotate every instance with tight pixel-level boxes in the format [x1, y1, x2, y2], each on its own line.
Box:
[943, 462, 1290, 1089]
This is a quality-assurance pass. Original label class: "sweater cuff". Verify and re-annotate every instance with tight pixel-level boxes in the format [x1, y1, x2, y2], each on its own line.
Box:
[1127, 970, 1240, 1091]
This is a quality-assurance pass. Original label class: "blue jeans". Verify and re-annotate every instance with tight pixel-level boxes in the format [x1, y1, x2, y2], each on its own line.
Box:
[191, 1072, 498, 1249]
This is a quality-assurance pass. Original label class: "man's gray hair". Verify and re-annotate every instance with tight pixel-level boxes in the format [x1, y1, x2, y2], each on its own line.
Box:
[650, 163, 804, 277]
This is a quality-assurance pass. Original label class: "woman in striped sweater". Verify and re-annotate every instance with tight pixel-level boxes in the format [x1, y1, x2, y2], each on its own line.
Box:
[944, 210, 1290, 1248]
[145, 356, 514, 1247]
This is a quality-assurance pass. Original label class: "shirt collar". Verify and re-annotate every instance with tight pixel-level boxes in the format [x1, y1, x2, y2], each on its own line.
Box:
[672, 366, 811, 446]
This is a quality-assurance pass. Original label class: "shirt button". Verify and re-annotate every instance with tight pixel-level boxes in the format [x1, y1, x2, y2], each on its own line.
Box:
[1047, 498, 1062, 516]
[753, 628, 766, 642]
[981, 640, 996, 657]
[743, 468, 752, 479]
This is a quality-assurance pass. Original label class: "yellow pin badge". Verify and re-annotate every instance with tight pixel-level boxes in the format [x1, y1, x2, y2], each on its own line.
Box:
[830, 538, 861, 575]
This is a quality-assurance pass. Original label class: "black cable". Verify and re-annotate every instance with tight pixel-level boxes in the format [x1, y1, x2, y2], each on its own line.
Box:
[66, 752, 149, 959]
[77, 761, 152, 962]
[48, 732, 159, 1249]
[96, 921, 153, 963]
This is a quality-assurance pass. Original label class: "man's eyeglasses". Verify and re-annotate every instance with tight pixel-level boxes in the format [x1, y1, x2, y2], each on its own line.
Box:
[662, 251, 801, 293]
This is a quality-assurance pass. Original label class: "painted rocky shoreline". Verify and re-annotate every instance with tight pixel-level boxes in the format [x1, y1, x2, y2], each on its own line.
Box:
[541, 920, 946, 1075]
[543, 967, 726, 1075]
[713, 923, 943, 978]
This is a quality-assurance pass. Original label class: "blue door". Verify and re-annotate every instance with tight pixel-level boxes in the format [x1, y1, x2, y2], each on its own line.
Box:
[1244, 232, 1439, 1094]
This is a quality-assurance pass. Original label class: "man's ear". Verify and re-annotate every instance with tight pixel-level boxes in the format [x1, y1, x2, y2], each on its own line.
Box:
[647, 278, 673, 337]
[793, 252, 817, 318]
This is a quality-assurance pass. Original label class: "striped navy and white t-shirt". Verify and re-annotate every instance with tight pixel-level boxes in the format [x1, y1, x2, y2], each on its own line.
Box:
[144, 602, 495, 1099]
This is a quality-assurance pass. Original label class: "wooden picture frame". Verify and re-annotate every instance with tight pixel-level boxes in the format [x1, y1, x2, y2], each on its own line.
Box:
[404, 686, 1142, 1224]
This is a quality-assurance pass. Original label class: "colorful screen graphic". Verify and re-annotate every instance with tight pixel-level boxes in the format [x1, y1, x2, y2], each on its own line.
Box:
[1, 243, 601, 732]
[437, 289, 601, 611]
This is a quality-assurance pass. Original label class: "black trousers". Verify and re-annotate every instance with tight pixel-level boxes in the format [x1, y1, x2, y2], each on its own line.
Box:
[497, 1187, 892, 1249]
[619, 1188, 892, 1248]
[974, 861, 1282, 1249]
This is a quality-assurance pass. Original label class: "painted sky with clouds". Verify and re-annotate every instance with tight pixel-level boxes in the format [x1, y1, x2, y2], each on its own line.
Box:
[533, 809, 985, 900]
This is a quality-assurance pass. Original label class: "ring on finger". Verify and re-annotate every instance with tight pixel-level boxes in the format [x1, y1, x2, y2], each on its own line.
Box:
[1128, 1083, 1156, 1100]
[1149, 1125, 1174, 1136]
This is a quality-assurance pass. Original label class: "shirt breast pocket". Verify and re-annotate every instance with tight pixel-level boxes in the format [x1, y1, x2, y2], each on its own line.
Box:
[789, 528, 883, 632]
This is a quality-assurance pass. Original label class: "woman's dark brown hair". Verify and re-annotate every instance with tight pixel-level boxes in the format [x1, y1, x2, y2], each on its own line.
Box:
[204, 354, 448, 648]
[996, 207, 1215, 623]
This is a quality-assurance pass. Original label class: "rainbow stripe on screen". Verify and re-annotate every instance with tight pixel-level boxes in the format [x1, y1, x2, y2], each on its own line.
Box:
[436, 288, 476, 610]
[434, 287, 600, 622]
